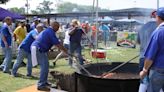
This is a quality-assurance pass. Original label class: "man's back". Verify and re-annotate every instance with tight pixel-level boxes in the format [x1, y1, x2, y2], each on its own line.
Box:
[138, 20, 157, 58]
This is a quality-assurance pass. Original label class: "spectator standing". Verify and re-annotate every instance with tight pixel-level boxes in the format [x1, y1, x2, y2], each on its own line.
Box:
[137, 11, 157, 92]
[140, 7, 164, 92]
[0, 17, 13, 73]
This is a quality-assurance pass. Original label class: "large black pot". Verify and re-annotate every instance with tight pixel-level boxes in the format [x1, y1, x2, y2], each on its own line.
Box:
[75, 62, 140, 92]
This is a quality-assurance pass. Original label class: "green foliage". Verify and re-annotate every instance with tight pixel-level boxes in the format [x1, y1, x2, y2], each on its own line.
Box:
[35, 0, 54, 14]
[57, 2, 110, 13]
[0, 0, 9, 4]
[8, 7, 25, 14]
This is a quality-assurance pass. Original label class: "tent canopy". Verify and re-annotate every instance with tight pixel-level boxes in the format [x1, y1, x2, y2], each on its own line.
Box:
[116, 18, 143, 24]
[0, 7, 25, 21]
[94, 16, 114, 22]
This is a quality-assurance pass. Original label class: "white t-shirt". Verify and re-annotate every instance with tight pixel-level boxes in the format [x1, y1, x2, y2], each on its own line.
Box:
[63, 29, 71, 45]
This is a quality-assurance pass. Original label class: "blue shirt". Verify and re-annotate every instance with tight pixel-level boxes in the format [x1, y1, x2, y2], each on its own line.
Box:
[70, 27, 83, 44]
[144, 24, 164, 68]
[20, 29, 38, 53]
[32, 27, 60, 52]
[137, 21, 157, 58]
[99, 25, 110, 39]
[0, 25, 12, 47]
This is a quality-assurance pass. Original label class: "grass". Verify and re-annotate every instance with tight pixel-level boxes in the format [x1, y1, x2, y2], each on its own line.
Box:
[0, 41, 139, 92]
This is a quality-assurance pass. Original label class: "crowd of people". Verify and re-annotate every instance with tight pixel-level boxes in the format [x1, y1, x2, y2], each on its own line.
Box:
[0, 7, 164, 92]
[0, 16, 110, 91]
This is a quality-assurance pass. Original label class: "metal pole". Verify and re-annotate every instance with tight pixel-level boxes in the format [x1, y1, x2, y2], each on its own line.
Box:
[157, 0, 159, 9]
[95, 0, 99, 50]
[26, 0, 29, 14]
[92, 0, 95, 22]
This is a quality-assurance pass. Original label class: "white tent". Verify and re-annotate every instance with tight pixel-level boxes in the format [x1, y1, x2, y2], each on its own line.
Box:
[116, 18, 143, 24]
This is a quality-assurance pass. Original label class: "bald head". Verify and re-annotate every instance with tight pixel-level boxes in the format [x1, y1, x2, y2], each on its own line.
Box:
[4, 17, 12, 26]
[50, 21, 60, 32]
[36, 23, 44, 33]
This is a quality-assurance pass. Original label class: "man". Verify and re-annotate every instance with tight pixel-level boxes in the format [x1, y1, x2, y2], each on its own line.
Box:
[0, 17, 12, 73]
[137, 11, 157, 92]
[31, 21, 67, 91]
[31, 17, 39, 31]
[52, 23, 71, 66]
[13, 21, 27, 45]
[11, 23, 44, 77]
[69, 19, 84, 66]
[99, 22, 110, 47]
[26, 19, 31, 33]
[140, 7, 164, 92]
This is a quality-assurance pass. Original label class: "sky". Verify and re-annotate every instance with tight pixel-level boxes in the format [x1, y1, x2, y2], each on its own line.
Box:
[0, 0, 164, 11]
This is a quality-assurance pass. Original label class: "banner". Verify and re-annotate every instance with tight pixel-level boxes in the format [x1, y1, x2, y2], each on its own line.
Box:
[117, 32, 137, 48]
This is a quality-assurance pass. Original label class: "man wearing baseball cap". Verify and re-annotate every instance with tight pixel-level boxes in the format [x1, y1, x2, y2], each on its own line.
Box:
[140, 7, 164, 92]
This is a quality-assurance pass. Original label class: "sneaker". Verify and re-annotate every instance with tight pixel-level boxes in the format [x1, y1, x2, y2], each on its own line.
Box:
[3, 71, 11, 74]
[11, 72, 17, 77]
[37, 86, 50, 91]
[53, 62, 56, 66]
[45, 82, 52, 87]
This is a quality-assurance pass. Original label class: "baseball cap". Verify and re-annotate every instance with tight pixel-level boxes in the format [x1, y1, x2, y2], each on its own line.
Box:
[156, 7, 164, 19]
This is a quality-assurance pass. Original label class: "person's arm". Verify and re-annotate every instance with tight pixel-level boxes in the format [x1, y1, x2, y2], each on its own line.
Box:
[1, 28, 8, 47]
[1, 34, 8, 47]
[13, 33, 17, 41]
[55, 44, 68, 54]
[139, 58, 153, 79]
[140, 32, 159, 79]
[69, 27, 77, 36]
[32, 33, 38, 39]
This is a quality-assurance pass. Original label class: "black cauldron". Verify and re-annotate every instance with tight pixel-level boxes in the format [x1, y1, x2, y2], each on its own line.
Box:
[75, 62, 140, 92]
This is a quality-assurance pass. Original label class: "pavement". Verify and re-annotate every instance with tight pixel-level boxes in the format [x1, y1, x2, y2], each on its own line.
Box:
[16, 85, 67, 92]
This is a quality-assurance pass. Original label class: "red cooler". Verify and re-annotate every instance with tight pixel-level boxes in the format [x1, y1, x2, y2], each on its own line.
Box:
[91, 49, 106, 59]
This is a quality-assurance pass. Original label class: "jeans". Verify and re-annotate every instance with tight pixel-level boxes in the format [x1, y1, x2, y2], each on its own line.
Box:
[147, 69, 164, 92]
[0, 47, 12, 72]
[12, 48, 32, 76]
[35, 48, 49, 88]
[69, 42, 83, 65]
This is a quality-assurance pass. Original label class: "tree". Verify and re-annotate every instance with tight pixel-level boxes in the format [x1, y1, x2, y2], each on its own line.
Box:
[36, 0, 54, 14]
[57, 2, 110, 13]
[8, 7, 25, 14]
[0, 0, 9, 4]
[31, 10, 39, 15]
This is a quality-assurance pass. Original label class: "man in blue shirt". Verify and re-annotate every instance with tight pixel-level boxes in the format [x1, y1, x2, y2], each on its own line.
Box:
[99, 22, 110, 47]
[0, 17, 12, 73]
[137, 11, 157, 92]
[140, 7, 164, 92]
[31, 21, 67, 91]
[11, 23, 44, 77]
[69, 19, 84, 66]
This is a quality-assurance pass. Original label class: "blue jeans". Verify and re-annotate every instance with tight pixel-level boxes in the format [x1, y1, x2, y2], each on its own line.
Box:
[147, 69, 164, 92]
[0, 47, 12, 72]
[69, 42, 83, 65]
[12, 48, 32, 76]
[64, 44, 69, 50]
[36, 48, 49, 88]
